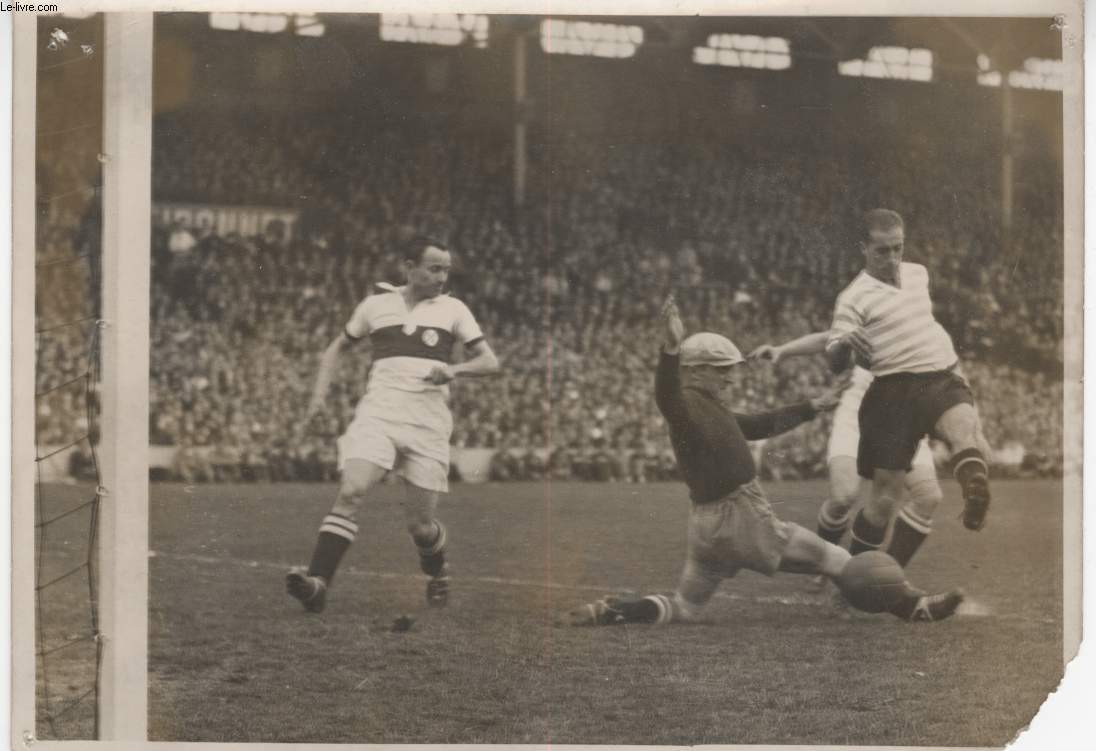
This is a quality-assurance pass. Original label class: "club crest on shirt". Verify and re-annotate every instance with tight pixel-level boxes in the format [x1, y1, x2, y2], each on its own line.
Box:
[421, 329, 439, 347]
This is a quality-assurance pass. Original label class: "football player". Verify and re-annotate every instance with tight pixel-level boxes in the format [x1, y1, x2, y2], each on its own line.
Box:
[286, 235, 499, 613]
[826, 210, 993, 556]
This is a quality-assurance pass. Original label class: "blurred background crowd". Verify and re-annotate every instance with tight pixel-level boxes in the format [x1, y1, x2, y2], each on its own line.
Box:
[41, 115, 1063, 483]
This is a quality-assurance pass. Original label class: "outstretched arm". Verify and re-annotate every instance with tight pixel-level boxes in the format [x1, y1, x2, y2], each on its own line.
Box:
[749, 331, 829, 364]
[825, 329, 871, 374]
[307, 332, 354, 419]
[733, 373, 848, 440]
[734, 403, 817, 441]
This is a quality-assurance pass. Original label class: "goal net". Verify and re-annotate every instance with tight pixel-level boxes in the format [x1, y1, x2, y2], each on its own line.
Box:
[31, 14, 105, 740]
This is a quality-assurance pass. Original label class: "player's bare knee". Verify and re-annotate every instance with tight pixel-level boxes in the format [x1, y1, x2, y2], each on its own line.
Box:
[827, 458, 860, 511]
[976, 431, 994, 462]
[406, 518, 437, 542]
[340, 472, 370, 494]
[336, 462, 385, 513]
[907, 478, 943, 519]
[865, 471, 902, 526]
[826, 486, 857, 516]
[935, 404, 979, 453]
[334, 481, 370, 517]
[865, 493, 898, 526]
[945, 435, 979, 456]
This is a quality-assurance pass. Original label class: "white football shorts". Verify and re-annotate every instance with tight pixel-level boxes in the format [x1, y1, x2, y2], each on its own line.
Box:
[337, 406, 450, 493]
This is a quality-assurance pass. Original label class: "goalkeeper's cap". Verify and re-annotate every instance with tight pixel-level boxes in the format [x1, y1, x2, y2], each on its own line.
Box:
[680, 333, 744, 368]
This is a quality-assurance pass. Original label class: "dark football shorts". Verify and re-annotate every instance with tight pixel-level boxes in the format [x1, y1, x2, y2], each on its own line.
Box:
[857, 366, 974, 479]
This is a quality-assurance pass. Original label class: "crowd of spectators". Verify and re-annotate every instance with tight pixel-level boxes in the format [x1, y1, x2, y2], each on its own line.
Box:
[37, 108, 1066, 482]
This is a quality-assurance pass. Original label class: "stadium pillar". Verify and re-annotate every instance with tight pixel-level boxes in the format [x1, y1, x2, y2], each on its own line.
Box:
[98, 12, 152, 740]
[10, 13, 39, 746]
[1000, 75, 1014, 249]
[513, 31, 528, 208]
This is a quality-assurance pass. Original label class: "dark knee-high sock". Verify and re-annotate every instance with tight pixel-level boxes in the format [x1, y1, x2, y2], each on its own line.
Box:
[414, 520, 448, 577]
[952, 448, 990, 497]
[615, 594, 675, 624]
[886, 583, 926, 620]
[309, 513, 359, 583]
[817, 505, 851, 546]
[848, 509, 887, 555]
[888, 507, 932, 567]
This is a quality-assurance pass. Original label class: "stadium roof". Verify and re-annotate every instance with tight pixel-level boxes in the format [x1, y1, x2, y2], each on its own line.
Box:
[319, 14, 1062, 71]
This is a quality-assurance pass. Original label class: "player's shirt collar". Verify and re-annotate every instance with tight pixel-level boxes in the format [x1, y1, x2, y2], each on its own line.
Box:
[375, 281, 448, 305]
[859, 262, 917, 291]
[862, 269, 902, 289]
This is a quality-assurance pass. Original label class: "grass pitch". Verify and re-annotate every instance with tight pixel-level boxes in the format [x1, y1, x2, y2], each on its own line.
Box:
[141, 479, 1063, 746]
[24, 478, 1065, 743]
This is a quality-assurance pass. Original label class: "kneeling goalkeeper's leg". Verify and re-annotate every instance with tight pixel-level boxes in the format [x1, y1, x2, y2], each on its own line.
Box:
[611, 593, 694, 625]
[565, 559, 718, 627]
[563, 592, 698, 627]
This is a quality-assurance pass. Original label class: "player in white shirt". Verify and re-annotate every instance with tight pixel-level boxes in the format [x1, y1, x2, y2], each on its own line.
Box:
[825, 209, 992, 561]
[749, 339, 942, 568]
[286, 236, 499, 613]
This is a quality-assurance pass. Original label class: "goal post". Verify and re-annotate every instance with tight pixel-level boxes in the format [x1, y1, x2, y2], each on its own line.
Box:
[96, 11, 153, 741]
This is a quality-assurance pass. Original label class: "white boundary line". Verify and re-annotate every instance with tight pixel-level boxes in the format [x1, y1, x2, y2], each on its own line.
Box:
[149, 549, 1015, 619]
[152, 549, 619, 596]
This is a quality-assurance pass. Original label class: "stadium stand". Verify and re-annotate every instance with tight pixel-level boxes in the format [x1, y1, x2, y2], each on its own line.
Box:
[38, 109, 1063, 482]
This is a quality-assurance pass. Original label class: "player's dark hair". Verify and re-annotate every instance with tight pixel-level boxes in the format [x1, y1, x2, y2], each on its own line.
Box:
[861, 209, 904, 242]
[402, 235, 449, 264]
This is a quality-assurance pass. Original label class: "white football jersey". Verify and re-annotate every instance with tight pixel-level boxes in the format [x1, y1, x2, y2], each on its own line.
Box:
[344, 285, 484, 426]
[827, 263, 957, 377]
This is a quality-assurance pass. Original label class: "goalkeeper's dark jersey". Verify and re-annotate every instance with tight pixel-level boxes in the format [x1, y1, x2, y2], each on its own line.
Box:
[654, 350, 816, 504]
